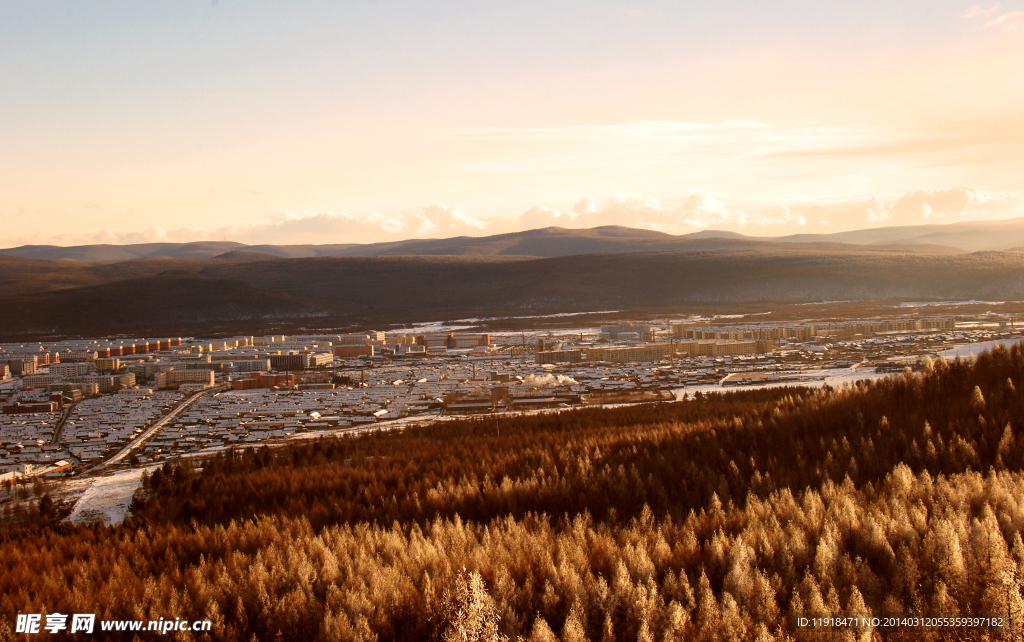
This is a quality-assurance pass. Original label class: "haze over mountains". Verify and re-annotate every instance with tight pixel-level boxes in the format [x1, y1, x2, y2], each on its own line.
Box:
[6, 217, 1024, 262]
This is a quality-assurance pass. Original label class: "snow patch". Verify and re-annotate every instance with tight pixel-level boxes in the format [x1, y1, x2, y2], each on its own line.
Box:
[67, 467, 157, 526]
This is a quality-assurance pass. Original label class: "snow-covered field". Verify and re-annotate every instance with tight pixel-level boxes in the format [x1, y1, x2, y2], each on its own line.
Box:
[939, 338, 1022, 359]
[65, 466, 158, 526]
[671, 366, 892, 398]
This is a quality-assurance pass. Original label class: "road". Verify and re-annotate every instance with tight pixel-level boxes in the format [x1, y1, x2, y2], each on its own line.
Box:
[100, 383, 231, 468]
[52, 400, 79, 444]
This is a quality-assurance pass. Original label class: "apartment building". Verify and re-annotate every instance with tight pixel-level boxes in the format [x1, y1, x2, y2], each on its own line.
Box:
[154, 370, 215, 390]
[48, 362, 94, 377]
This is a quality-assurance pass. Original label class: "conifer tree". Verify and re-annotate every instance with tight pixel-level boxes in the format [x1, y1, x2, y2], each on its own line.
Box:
[435, 569, 508, 642]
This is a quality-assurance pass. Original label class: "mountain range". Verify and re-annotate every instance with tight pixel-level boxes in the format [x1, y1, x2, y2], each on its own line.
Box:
[9, 217, 1024, 262]
[2, 226, 1024, 338]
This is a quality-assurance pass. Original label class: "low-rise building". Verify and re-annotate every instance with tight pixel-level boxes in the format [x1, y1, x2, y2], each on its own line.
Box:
[154, 369, 215, 390]
[233, 373, 295, 390]
[22, 374, 63, 388]
[308, 353, 334, 368]
[592, 344, 672, 363]
[94, 358, 121, 372]
[47, 382, 96, 399]
[673, 339, 773, 357]
[59, 349, 96, 362]
[3, 401, 60, 414]
[230, 358, 272, 372]
[9, 358, 37, 376]
[451, 333, 490, 349]
[49, 362, 93, 377]
[67, 373, 136, 393]
[601, 324, 655, 341]
[536, 350, 587, 365]
[333, 345, 374, 358]
[269, 353, 310, 371]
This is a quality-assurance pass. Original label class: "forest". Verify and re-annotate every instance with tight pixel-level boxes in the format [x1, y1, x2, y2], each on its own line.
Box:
[6, 243, 1024, 339]
[2, 346, 1024, 640]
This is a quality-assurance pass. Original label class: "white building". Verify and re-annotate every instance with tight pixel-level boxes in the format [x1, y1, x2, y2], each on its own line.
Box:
[49, 362, 94, 377]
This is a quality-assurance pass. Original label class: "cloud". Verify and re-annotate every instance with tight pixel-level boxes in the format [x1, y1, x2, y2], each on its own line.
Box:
[761, 189, 1022, 228]
[965, 3, 1024, 30]
[119, 227, 170, 244]
[571, 189, 806, 233]
[861, 199, 892, 222]
[0, 202, 491, 248]
[765, 189, 1023, 229]
[575, 190, 667, 228]
[891, 187, 1023, 223]
[781, 197, 891, 225]
[986, 9, 1024, 29]
[517, 187, 1019, 236]
[964, 3, 1000, 18]
[416, 203, 488, 236]
[228, 204, 487, 242]
[676, 194, 807, 229]
[94, 229, 119, 243]
[596, 190, 664, 225]
[4, 187, 1022, 249]
[266, 209, 407, 236]
[518, 205, 579, 229]
[572, 197, 597, 215]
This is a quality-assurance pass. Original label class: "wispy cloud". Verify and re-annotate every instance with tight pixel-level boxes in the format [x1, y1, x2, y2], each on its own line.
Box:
[964, 2, 1024, 30]
[421, 119, 1022, 210]
[986, 9, 1024, 29]
[964, 3, 1000, 18]
[431, 121, 756, 143]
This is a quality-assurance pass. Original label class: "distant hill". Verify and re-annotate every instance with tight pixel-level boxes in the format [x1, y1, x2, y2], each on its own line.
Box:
[0, 227, 696, 261]
[681, 229, 748, 240]
[195, 247, 1024, 317]
[0, 273, 320, 339]
[211, 250, 285, 261]
[0, 241, 248, 262]
[0, 223, 977, 263]
[2, 243, 1024, 338]
[772, 217, 1024, 252]
[318, 226, 684, 257]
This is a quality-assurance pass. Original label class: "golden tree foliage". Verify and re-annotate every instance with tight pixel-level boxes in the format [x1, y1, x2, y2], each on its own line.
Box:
[2, 345, 1024, 640]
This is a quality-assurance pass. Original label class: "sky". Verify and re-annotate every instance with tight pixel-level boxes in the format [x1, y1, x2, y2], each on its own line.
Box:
[1, 0, 1023, 248]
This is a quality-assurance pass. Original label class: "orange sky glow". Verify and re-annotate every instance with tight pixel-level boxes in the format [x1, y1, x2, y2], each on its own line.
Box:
[1, 1, 1022, 247]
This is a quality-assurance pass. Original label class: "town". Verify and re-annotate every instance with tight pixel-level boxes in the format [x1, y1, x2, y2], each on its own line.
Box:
[0, 312, 1016, 483]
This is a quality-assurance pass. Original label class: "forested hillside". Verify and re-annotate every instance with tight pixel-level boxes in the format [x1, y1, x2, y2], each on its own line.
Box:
[3, 348, 1024, 640]
[4, 245, 1024, 339]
